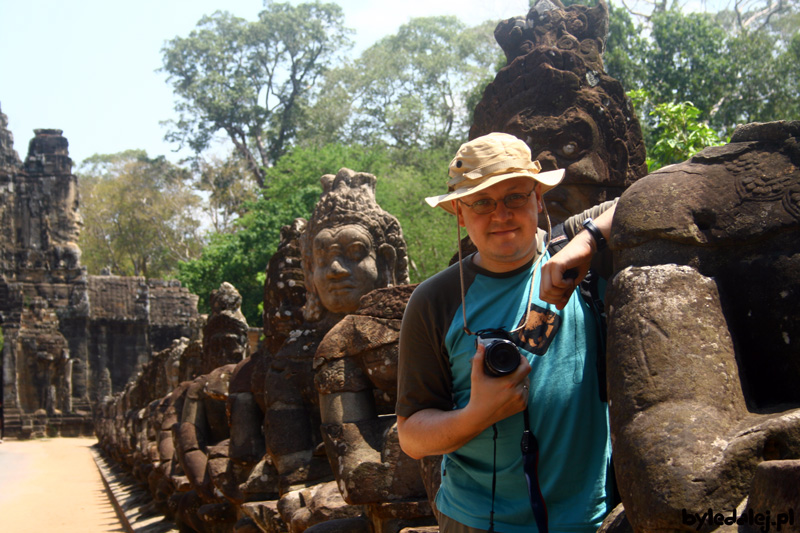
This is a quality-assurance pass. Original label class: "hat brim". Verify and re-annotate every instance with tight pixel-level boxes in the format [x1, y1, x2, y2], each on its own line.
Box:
[425, 168, 565, 215]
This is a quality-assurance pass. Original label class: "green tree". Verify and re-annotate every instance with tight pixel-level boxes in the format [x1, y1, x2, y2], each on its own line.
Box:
[643, 10, 731, 123]
[604, 3, 648, 96]
[629, 90, 725, 172]
[78, 150, 204, 278]
[710, 25, 800, 128]
[607, 1, 800, 135]
[194, 154, 258, 234]
[176, 142, 461, 323]
[713, 0, 798, 34]
[303, 16, 502, 150]
[373, 145, 460, 282]
[160, 1, 353, 187]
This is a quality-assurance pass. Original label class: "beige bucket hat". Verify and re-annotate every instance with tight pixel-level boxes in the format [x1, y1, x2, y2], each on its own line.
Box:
[425, 132, 565, 215]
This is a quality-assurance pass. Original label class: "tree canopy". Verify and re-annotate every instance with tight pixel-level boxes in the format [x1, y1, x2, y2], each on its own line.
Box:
[605, 0, 800, 135]
[160, 1, 353, 187]
[193, 154, 258, 235]
[77, 150, 203, 278]
[299, 16, 503, 150]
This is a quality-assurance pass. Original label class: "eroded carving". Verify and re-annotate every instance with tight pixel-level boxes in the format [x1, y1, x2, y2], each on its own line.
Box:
[254, 168, 409, 532]
[471, 0, 646, 224]
[0, 114, 199, 437]
[607, 121, 800, 532]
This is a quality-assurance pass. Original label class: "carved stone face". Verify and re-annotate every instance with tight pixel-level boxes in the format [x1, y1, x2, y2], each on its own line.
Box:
[505, 102, 624, 223]
[311, 224, 379, 315]
[263, 219, 306, 353]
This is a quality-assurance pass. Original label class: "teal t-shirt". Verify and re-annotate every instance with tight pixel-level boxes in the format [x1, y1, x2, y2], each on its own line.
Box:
[436, 252, 613, 533]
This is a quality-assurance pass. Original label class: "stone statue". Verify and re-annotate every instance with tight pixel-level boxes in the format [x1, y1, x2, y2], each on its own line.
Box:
[154, 380, 194, 520]
[300, 173, 426, 530]
[300, 169, 408, 323]
[202, 282, 250, 371]
[17, 296, 71, 416]
[606, 121, 800, 531]
[262, 219, 308, 355]
[315, 284, 437, 532]
[493, 0, 608, 72]
[471, 0, 647, 224]
[122, 354, 175, 490]
[173, 364, 239, 533]
[252, 168, 408, 532]
[2, 113, 199, 440]
[224, 219, 308, 532]
[170, 283, 250, 532]
[92, 329, 204, 528]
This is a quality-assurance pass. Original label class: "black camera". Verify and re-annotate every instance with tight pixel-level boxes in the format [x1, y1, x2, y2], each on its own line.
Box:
[476, 328, 521, 377]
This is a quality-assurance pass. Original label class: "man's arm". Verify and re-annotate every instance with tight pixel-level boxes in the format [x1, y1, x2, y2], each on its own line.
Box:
[397, 343, 531, 459]
[539, 205, 615, 309]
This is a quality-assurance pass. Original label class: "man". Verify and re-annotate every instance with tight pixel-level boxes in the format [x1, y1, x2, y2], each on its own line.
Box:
[396, 132, 615, 533]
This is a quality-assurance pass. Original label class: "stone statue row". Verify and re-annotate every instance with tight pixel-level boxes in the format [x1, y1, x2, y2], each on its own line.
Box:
[94, 168, 433, 533]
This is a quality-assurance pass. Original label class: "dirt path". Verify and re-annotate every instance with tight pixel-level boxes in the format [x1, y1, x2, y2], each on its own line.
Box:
[0, 437, 125, 533]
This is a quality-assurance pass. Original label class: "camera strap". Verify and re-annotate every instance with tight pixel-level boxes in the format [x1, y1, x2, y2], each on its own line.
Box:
[489, 424, 499, 532]
[487, 412, 549, 533]
[521, 406, 549, 533]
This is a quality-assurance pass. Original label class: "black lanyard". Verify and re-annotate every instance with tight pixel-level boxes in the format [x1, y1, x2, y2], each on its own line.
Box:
[487, 407, 549, 533]
[521, 406, 548, 533]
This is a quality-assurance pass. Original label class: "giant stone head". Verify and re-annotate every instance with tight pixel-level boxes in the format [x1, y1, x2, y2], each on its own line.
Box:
[471, 0, 647, 223]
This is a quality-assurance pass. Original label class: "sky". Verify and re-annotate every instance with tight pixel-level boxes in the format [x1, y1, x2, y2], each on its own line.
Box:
[0, 0, 528, 166]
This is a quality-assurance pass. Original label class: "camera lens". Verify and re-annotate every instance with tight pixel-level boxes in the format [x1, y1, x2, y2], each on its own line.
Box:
[483, 339, 521, 377]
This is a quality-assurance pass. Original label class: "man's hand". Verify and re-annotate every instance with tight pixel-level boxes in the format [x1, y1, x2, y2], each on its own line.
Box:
[540, 232, 594, 309]
[540, 207, 614, 309]
[397, 343, 531, 459]
[464, 343, 531, 427]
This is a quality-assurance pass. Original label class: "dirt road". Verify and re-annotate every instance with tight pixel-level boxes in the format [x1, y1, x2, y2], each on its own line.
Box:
[0, 437, 125, 533]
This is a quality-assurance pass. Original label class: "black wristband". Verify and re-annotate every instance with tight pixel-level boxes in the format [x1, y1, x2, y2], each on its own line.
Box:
[582, 217, 607, 251]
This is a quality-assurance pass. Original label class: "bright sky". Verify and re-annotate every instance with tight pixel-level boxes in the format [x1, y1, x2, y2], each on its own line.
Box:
[0, 0, 527, 166]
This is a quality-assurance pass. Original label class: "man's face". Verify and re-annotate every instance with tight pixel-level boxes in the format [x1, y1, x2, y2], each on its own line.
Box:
[455, 177, 542, 273]
[311, 224, 379, 315]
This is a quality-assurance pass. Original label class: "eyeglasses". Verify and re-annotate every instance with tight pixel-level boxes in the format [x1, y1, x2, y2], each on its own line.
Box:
[459, 188, 536, 215]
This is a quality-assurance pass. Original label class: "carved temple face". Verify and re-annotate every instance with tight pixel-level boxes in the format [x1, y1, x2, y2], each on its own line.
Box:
[311, 224, 380, 315]
[506, 105, 622, 223]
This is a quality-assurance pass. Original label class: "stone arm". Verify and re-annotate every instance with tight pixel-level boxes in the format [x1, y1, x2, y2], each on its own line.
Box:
[315, 286, 430, 504]
[174, 365, 235, 502]
[175, 378, 213, 500]
[607, 265, 800, 530]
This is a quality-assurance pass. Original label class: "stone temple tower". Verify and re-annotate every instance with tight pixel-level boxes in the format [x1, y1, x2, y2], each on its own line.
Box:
[0, 108, 92, 436]
[0, 104, 199, 438]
